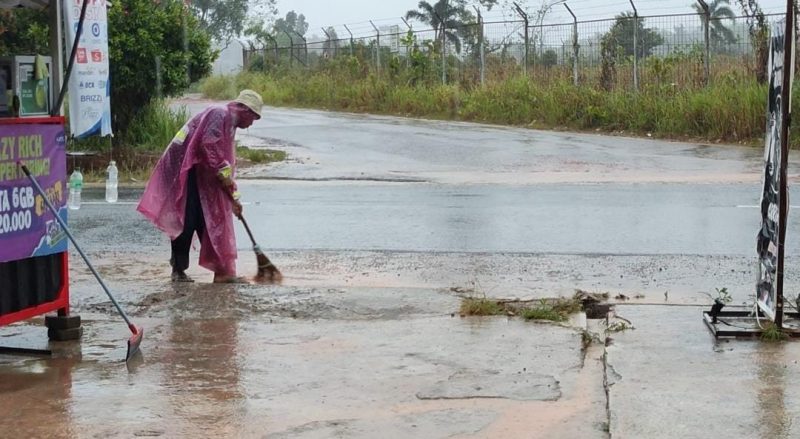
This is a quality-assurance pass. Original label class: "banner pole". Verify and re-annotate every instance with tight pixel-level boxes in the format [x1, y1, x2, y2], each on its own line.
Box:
[775, 0, 794, 330]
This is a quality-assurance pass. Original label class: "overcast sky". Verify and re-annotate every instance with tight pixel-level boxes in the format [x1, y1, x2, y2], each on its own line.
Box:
[275, 0, 792, 39]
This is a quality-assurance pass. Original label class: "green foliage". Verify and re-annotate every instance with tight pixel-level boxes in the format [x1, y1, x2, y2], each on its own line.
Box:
[460, 297, 504, 316]
[521, 306, 565, 322]
[405, 0, 478, 54]
[736, 0, 769, 83]
[715, 287, 732, 304]
[70, 100, 187, 178]
[700, 287, 734, 304]
[108, 0, 213, 135]
[244, 17, 276, 47]
[190, 0, 271, 42]
[0, 3, 212, 147]
[274, 10, 309, 36]
[199, 74, 237, 99]
[458, 295, 581, 321]
[539, 49, 558, 68]
[691, 0, 737, 47]
[761, 322, 788, 342]
[209, 63, 794, 147]
[247, 55, 265, 72]
[602, 13, 665, 59]
[121, 99, 188, 152]
[0, 9, 49, 56]
[236, 146, 286, 164]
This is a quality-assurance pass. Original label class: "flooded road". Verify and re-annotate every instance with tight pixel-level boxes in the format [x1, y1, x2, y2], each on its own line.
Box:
[3, 104, 800, 438]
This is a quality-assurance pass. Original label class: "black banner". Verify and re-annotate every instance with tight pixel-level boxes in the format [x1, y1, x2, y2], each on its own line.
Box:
[756, 20, 792, 320]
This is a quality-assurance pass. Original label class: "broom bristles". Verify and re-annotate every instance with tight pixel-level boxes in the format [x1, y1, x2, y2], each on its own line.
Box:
[255, 250, 282, 282]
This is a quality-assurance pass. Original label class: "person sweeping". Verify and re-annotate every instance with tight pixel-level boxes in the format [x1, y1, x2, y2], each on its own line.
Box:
[137, 90, 263, 283]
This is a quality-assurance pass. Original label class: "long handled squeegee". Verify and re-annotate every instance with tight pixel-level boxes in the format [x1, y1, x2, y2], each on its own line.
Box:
[19, 162, 143, 361]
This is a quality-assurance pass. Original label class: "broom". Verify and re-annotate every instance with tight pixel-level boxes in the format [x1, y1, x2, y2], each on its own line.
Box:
[237, 212, 282, 282]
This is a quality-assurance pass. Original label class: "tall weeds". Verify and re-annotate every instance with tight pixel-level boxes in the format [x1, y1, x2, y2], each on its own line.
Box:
[203, 58, 790, 146]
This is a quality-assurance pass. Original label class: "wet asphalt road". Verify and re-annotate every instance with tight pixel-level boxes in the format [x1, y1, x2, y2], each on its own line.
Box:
[5, 104, 800, 438]
[65, 103, 800, 302]
[83, 182, 786, 256]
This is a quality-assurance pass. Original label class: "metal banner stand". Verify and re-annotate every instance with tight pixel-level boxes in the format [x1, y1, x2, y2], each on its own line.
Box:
[705, 0, 800, 338]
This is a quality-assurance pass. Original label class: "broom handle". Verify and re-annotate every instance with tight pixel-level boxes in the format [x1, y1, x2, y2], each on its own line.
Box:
[221, 179, 258, 247]
[238, 213, 259, 248]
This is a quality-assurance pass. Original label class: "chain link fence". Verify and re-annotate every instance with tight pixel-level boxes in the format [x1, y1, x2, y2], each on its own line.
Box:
[242, 11, 787, 90]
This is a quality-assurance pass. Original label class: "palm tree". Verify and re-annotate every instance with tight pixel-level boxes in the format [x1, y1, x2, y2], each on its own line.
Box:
[692, 0, 737, 49]
[405, 0, 473, 53]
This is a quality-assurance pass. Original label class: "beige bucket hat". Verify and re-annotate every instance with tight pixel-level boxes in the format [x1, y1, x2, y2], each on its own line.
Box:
[233, 89, 263, 119]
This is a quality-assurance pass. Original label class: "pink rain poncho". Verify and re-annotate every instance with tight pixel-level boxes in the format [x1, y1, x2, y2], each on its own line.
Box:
[137, 106, 239, 276]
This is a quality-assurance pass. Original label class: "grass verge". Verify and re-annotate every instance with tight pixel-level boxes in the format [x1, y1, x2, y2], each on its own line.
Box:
[201, 70, 792, 147]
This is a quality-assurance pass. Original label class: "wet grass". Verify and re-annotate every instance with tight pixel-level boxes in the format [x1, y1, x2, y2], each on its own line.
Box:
[459, 294, 585, 323]
[520, 307, 566, 322]
[761, 322, 789, 342]
[236, 146, 287, 164]
[460, 298, 505, 316]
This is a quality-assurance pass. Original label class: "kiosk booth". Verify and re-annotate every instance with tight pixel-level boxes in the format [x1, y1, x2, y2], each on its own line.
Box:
[0, 0, 81, 345]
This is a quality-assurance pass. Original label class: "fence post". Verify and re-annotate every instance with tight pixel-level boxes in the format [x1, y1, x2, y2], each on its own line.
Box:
[322, 27, 332, 59]
[344, 25, 354, 56]
[293, 31, 308, 67]
[473, 5, 485, 86]
[629, 0, 638, 91]
[433, 6, 447, 84]
[698, 0, 710, 86]
[513, 2, 529, 76]
[564, 3, 578, 86]
[265, 34, 278, 66]
[401, 17, 412, 68]
[283, 30, 294, 67]
[370, 20, 381, 74]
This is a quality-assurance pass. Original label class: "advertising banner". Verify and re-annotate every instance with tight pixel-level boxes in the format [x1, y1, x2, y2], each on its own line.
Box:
[63, 0, 112, 137]
[756, 20, 794, 321]
[0, 124, 68, 263]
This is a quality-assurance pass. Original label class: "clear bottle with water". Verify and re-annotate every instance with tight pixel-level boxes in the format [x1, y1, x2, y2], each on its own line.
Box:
[68, 168, 83, 210]
[105, 160, 118, 203]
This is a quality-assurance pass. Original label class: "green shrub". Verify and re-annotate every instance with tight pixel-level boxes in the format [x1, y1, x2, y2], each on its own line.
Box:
[122, 100, 188, 152]
[200, 75, 237, 100]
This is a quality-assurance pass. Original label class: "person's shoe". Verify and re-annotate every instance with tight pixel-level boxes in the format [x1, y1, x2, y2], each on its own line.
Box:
[171, 271, 195, 283]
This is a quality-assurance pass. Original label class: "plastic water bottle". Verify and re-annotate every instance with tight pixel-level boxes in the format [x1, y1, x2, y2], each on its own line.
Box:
[68, 168, 83, 210]
[105, 160, 118, 203]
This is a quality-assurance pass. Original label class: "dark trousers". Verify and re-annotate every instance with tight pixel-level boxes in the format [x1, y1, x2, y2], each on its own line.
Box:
[171, 169, 205, 273]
